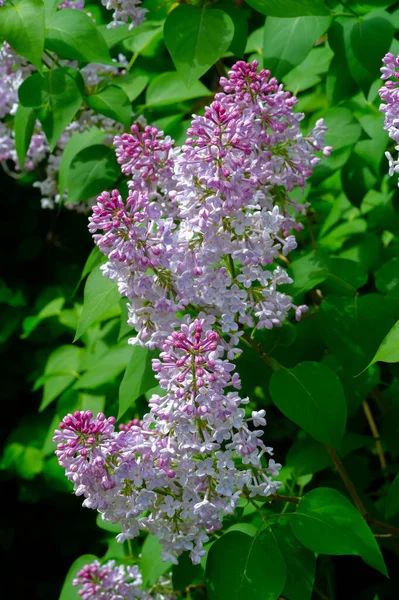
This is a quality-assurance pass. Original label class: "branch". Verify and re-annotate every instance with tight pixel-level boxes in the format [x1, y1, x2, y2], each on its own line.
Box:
[362, 400, 387, 472]
[270, 493, 300, 505]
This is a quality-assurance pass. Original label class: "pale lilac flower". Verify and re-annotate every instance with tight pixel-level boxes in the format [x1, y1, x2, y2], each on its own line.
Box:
[101, 0, 147, 29]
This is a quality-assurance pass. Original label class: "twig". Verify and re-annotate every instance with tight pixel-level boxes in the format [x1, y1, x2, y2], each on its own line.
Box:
[327, 445, 399, 536]
[270, 493, 300, 505]
[362, 400, 387, 472]
[326, 445, 368, 517]
[314, 586, 329, 600]
[374, 533, 392, 538]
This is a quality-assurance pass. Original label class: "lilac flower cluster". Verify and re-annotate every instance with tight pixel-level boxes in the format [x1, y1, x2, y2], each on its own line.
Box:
[89, 61, 329, 353]
[73, 560, 175, 600]
[101, 0, 147, 29]
[54, 319, 281, 564]
[379, 52, 399, 184]
[0, 42, 129, 208]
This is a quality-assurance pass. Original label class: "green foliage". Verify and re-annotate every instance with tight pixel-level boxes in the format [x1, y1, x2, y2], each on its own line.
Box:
[291, 488, 388, 576]
[164, 5, 234, 87]
[75, 266, 120, 340]
[45, 9, 112, 64]
[18, 67, 84, 150]
[206, 530, 286, 600]
[67, 145, 120, 204]
[269, 362, 347, 447]
[263, 16, 331, 80]
[4, 0, 399, 597]
[0, 0, 45, 70]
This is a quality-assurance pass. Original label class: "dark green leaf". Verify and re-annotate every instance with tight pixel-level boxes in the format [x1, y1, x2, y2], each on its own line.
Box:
[45, 9, 112, 64]
[18, 67, 84, 150]
[39, 344, 82, 411]
[59, 554, 98, 600]
[206, 530, 286, 600]
[273, 523, 316, 600]
[386, 473, 399, 519]
[291, 488, 388, 576]
[58, 127, 106, 197]
[112, 73, 149, 102]
[164, 5, 234, 87]
[118, 346, 157, 420]
[217, 3, 248, 58]
[344, 12, 394, 95]
[76, 344, 132, 390]
[14, 105, 36, 170]
[245, 0, 330, 17]
[67, 144, 120, 204]
[368, 320, 399, 367]
[86, 85, 131, 127]
[0, 0, 45, 71]
[375, 257, 399, 296]
[269, 362, 347, 447]
[75, 266, 120, 341]
[263, 16, 331, 80]
[123, 20, 164, 53]
[140, 535, 172, 588]
[146, 72, 210, 107]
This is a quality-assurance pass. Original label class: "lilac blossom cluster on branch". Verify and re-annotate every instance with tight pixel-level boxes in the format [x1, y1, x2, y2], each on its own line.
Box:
[89, 61, 330, 354]
[379, 52, 399, 185]
[0, 0, 146, 208]
[54, 319, 281, 564]
[73, 559, 175, 600]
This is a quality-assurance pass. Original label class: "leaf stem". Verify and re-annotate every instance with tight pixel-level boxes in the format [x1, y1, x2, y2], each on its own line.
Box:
[241, 332, 283, 370]
[362, 400, 387, 472]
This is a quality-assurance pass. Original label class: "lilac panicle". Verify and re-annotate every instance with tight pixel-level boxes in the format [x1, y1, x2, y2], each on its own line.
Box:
[73, 559, 175, 599]
[379, 52, 399, 185]
[54, 320, 281, 565]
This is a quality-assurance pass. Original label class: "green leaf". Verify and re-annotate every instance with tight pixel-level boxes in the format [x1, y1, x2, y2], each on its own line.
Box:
[0, 0, 45, 71]
[140, 535, 172, 588]
[164, 5, 234, 87]
[318, 295, 399, 375]
[123, 20, 164, 53]
[327, 55, 358, 106]
[16, 446, 44, 479]
[21, 296, 65, 338]
[14, 105, 36, 170]
[45, 8, 112, 64]
[96, 512, 121, 533]
[291, 488, 388, 576]
[375, 257, 399, 296]
[18, 67, 84, 150]
[59, 554, 98, 600]
[386, 473, 399, 519]
[58, 127, 106, 198]
[263, 16, 331, 80]
[368, 319, 399, 367]
[344, 12, 394, 96]
[172, 552, 204, 592]
[76, 344, 132, 390]
[146, 72, 210, 107]
[75, 266, 120, 341]
[206, 530, 286, 600]
[67, 144, 120, 204]
[39, 345, 82, 411]
[245, 0, 330, 17]
[97, 23, 137, 48]
[315, 107, 362, 151]
[86, 85, 131, 127]
[284, 45, 333, 94]
[273, 523, 315, 600]
[118, 346, 157, 420]
[112, 73, 149, 102]
[287, 250, 329, 297]
[218, 3, 248, 58]
[269, 362, 347, 447]
[80, 246, 107, 285]
[286, 438, 332, 477]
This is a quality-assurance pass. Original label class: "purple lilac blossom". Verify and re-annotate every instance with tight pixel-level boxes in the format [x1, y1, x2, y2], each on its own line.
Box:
[89, 60, 329, 351]
[54, 319, 281, 564]
[73, 560, 175, 599]
[379, 52, 399, 185]
[101, 0, 147, 29]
